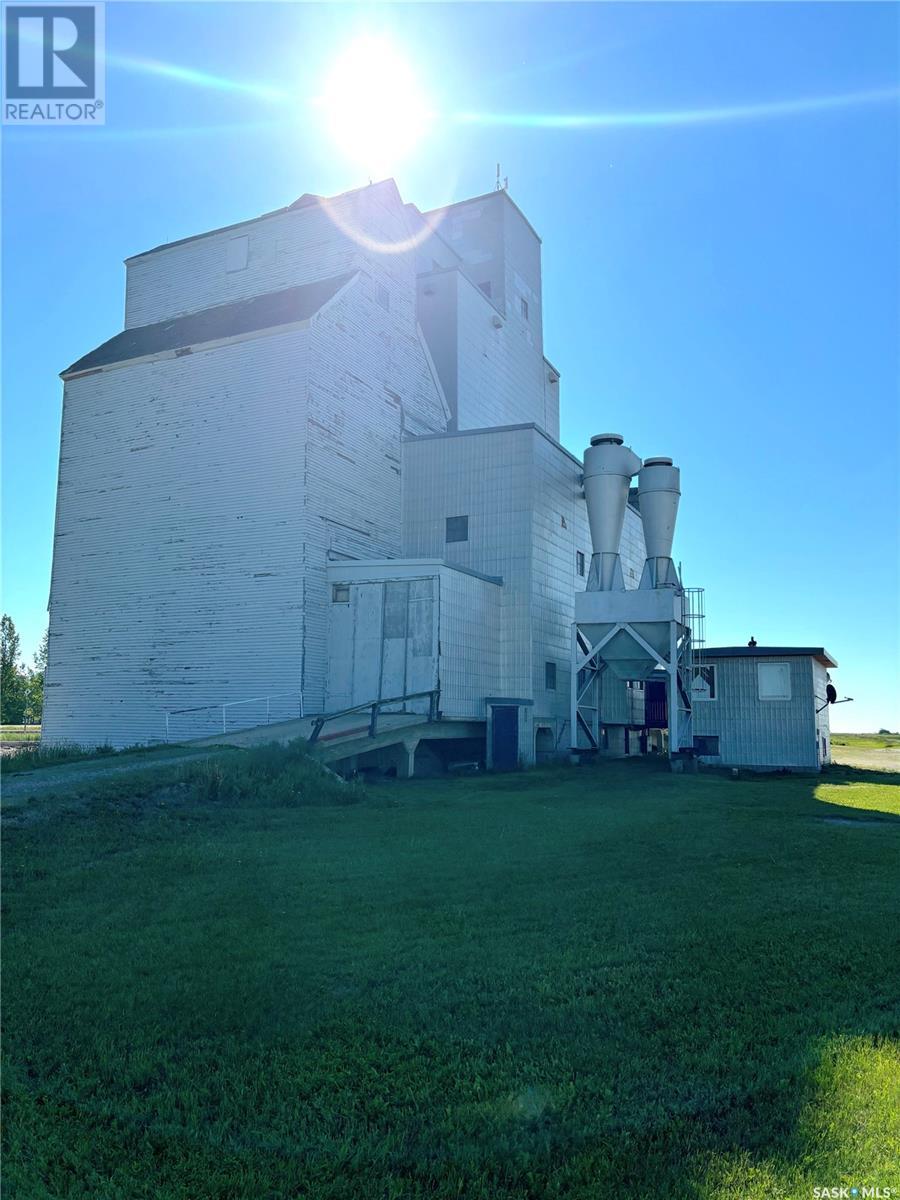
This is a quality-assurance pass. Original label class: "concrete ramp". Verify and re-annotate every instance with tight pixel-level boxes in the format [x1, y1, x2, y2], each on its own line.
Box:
[192, 713, 485, 777]
[191, 711, 428, 751]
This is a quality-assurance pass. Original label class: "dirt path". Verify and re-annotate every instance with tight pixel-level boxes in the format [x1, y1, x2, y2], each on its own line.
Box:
[831, 745, 900, 773]
[1, 746, 235, 808]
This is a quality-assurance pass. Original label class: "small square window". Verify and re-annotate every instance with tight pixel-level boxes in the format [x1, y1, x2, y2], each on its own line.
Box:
[521, 298, 529, 321]
[479, 280, 492, 298]
[576, 550, 585, 577]
[445, 515, 468, 543]
[376, 284, 390, 311]
[545, 661, 557, 690]
[758, 662, 791, 700]
[693, 735, 720, 756]
[331, 584, 350, 604]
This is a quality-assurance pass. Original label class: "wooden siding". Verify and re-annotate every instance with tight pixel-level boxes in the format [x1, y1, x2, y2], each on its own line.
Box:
[325, 562, 502, 719]
[123, 182, 405, 328]
[43, 328, 310, 746]
[45, 186, 448, 747]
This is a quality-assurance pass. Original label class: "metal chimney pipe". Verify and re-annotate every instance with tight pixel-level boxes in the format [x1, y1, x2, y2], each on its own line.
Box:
[638, 457, 681, 588]
[583, 434, 642, 591]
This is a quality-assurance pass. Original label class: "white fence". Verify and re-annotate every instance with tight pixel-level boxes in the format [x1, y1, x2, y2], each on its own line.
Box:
[164, 692, 304, 743]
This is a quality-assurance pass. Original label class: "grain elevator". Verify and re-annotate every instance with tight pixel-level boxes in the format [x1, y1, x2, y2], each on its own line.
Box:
[42, 179, 837, 773]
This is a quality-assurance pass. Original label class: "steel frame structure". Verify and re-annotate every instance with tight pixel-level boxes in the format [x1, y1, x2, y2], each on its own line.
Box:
[570, 618, 693, 759]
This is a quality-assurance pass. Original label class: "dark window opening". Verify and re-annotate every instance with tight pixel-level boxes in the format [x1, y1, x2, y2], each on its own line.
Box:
[332, 584, 350, 604]
[693, 735, 720, 756]
[545, 661, 557, 691]
[478, 281, 492, 298]
[576, 550, 585, 577]
[692, 664, 717, 700]
[521, 298, 529, 321]
[445, 515, 469, 543]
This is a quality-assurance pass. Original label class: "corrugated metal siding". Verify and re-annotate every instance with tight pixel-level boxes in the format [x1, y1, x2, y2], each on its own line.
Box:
[813, 659, 832, 765]
[402, 428, 535, 702]
[437, 568, 502, 717]
[542, 369, 560, 443]
[401, 425, 647, 740]
[693, 654, 819, 768]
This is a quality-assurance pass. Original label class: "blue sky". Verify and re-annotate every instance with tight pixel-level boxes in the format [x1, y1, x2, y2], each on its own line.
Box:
[2, 1, 898, 731]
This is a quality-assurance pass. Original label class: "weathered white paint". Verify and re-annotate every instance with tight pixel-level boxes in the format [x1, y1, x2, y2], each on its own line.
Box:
[415, 190, 554, 437]
[44, 185, 451, 746]
[325, 560, 502, 720]
[51, 178, 806, 768]
[124, 184, 396, 327]
[400, 424, 646, 758]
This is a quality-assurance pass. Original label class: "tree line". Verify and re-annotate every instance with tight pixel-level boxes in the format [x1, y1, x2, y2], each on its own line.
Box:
[1, 615, 47, 726]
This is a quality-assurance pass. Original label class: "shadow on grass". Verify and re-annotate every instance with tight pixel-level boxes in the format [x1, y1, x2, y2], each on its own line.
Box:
[2, 755, 898, 1198]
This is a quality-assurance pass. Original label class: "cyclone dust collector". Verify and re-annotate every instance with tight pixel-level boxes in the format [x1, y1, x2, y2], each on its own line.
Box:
[571, 434, 694, 759]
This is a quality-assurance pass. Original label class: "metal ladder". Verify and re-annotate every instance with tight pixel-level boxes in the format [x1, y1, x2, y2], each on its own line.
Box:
[680, 586, 706, 750]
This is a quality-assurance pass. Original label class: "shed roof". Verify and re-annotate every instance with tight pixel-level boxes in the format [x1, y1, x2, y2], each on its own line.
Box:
[704, 646, 837, 668]
[61, 273, 354, 378]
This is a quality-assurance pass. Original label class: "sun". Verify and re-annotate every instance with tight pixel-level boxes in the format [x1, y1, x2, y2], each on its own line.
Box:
[315, 37, 433, 177]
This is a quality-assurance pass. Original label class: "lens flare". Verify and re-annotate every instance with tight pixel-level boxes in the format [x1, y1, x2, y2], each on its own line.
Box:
[453, 86, 899, 131]
[314, 37, 433, 176]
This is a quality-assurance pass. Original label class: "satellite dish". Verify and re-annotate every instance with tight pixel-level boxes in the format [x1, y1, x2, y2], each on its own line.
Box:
[817, 686, 853, 713]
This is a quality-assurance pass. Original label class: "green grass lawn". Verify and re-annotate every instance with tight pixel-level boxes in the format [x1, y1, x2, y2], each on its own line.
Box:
[0, 725, 41, 743]
[3, 749, 899, 1199]
[831, 732, 900, 750]
[1, 739, 200, 775]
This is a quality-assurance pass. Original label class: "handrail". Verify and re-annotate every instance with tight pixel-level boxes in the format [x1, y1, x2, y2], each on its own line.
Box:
[164, 691, 304, 742]
[308, 689, 440, 745]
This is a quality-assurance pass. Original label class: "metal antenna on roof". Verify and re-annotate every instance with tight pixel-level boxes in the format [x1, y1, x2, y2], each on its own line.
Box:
[495, 163, 508, 192]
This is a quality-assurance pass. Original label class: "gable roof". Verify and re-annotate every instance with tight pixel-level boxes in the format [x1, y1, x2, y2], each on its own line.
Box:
[62, 273, 354, 378]
[124, 179, 401, 262]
